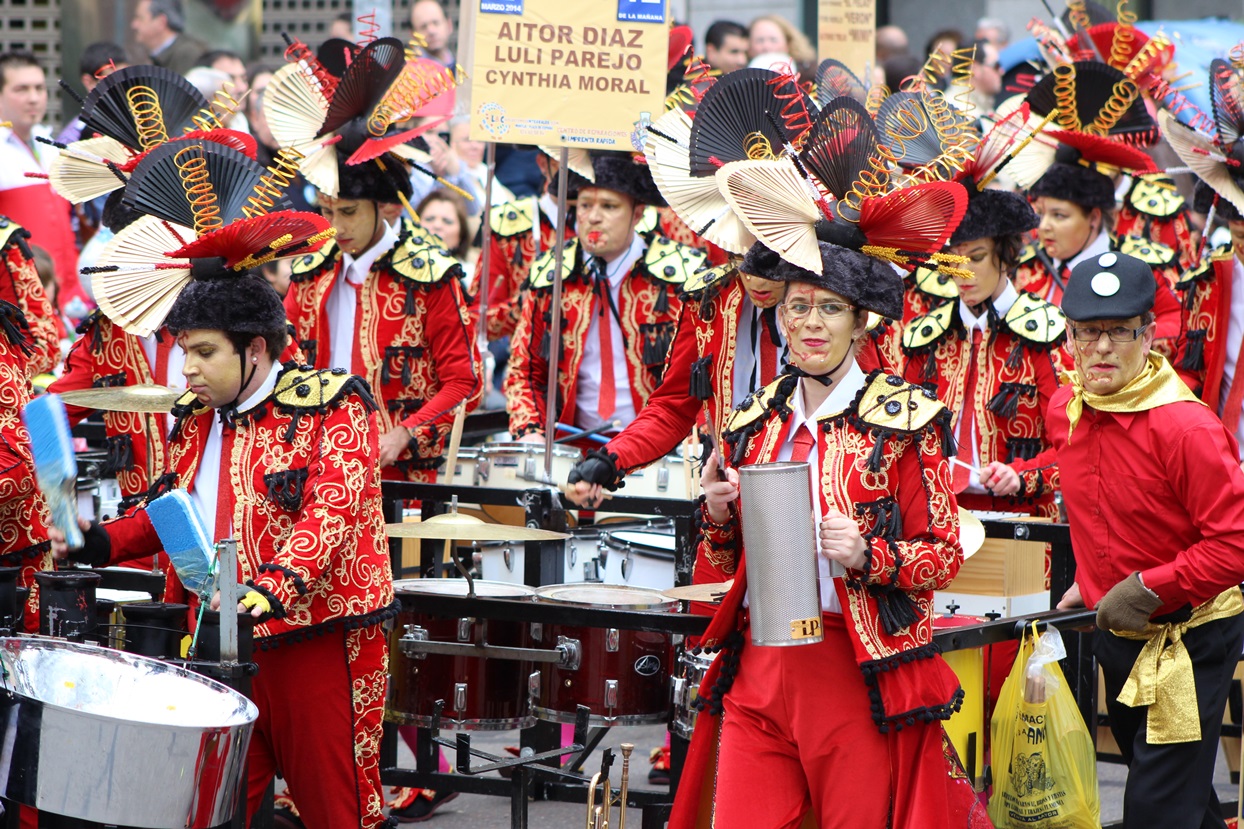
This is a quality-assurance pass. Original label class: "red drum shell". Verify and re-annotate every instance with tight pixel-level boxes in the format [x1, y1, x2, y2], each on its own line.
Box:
[387, 579, 536, 731]
[532, 584, 677, 726]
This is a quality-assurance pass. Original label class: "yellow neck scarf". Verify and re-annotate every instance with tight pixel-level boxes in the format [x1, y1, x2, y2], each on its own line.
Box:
[1063, 352, 1202, 442]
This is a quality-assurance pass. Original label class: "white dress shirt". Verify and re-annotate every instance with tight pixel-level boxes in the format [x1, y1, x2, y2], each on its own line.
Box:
[1052, 231, 1112, 299]
[325, 219, 400, 371]
[743, 360, 869, 614]
[0, 124, 54, 190]
[955, 281, 1018, 493]
[190, 362, 282, 539]
[1220, 256, 1244, 458]
[731, 295, 787, 408]
[575, 233, 644, 431]
[141, 331, 187, 435]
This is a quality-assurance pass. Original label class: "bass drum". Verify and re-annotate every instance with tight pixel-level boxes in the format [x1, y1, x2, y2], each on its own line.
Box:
[388, 579, 537, 730]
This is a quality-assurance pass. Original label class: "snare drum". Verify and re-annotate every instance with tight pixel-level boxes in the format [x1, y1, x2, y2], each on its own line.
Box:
[601, 525, 676, 589]
[439, 447, 482, 487]
[619, 454, 694, 499]
[480, 442, 580, 489]
[388, 579, 537, 730]
[670, 646, 717, 738]
[477, 526, 605, 585]
[532, 583, 677, 725]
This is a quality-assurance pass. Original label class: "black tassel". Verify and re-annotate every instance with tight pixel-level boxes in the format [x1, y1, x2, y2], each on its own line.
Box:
[987, 382, 1034, 419]
[1181, 329, 1206, 372]
[654, 286, 669, 314]
[937, 411, 957, 458]
[1005, 437, 1042, 462]
[401, 353, 413, 386]
[1005, 341, 1025, 370]
[922, 354, 937, 382]
[539, 329, 551, 361]
[866, 433, 887, 472]
[103, 433, 134, 477]
[699, 298, 717, 323]
[874, 589, 921, 636]
[689, 354, 713, 400]
[300, 339, 318, 366]
[264, 468, 309, 511]
[404, 282, 417, 315]
[0, 304, 30, 355]
[511, 242, 524, 267]
[381, 347, 393, 385]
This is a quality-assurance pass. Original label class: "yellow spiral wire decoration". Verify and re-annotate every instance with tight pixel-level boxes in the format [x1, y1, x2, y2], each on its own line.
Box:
[864, 84, 889, 116]
[242, 147, 306, 219]
[1229, 43, 1244, 72]
[1122, 33, 1170, 81]
[125, 85, 167, 151]
[173, 146, 221, 235]
[743, 132, 776, 161]
[1067, 0, 1091, 36]
[1053, 63, 1081, 131]
[1110, 1, 1137, 70]
[947, 46, 977, 115]
[189, 84, 245, 134]
[369, 60, 458, 137]
[920, 50, 951, 88]
[1089, 78, 1139, 135]
[840, 142, 895, 217]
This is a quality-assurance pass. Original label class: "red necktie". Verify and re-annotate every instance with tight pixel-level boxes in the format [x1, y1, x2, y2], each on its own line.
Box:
[790, 423, 815, 463]
[759, 307, 778, 385]
[591, 259, 616, 420]
[213, 429, 235, 543]
[154, 330, 170, 385]
[350, 280, 365, 378]
[1220, 328, 1244, 435]
[951, 329, 983, 494]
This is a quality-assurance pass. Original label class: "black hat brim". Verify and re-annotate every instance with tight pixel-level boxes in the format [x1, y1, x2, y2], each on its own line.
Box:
[1028, 163, 1115, 211]
[741, 241, 904, 320]
[950, 188, 1039, 246]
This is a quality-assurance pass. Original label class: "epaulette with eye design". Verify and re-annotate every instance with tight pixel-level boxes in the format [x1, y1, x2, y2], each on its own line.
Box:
[1004, 292, 1065, 346]
[854, 373, 946, 433]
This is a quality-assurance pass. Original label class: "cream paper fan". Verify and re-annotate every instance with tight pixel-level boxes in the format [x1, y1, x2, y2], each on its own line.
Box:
[1161, 109, 1244, 217]
[716, 158, 822, 272]
[263, 62, 337, 194]
[48, 136, 132, 203]
[539, 146, 595, 182]
[92, 216, 194, 338]
[644, 107, 755, 254]
[989, 96, 1056, 191]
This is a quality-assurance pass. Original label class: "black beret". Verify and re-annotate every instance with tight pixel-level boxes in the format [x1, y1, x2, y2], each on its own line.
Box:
[586, 152, 666, 207]
[1061, 251, 1155, 322]
[1028, 162, 1116, 211]
[950, 187, 1039, 245]
[740, 240, 904, 320]
[165, 272, 288, 336]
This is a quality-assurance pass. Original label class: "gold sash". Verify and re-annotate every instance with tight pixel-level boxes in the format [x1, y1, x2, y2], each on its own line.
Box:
[1063, 352, 1202, 443]
[1113, 587, 1244, 744]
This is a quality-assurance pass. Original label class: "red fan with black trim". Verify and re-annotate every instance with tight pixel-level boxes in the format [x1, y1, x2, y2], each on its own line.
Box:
[687, 68, 816, 178]
[1066, 23, 1174, 77]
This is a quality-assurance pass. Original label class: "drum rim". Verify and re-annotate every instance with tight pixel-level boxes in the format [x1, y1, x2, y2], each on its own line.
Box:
[601, 529, 677, 557]
[481, 442, 581, 460]
[533, 582, 677, 609]
[393, 578, 536, 598]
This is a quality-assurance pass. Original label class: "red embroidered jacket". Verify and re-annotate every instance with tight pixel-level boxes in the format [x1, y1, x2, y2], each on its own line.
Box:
[1114, 174, 1197, 293]
[285, 222, 483, 481]
[103, 365, 396, 642]
[0, 219, 59, 377]
[504, 233, 705, 437]
[0, 301, 53, 630]
[477, 198, 566, 342]
[900, 294, 1066, 515]
[1175, 245, 1236, 403]
[672, 369, 965, 827]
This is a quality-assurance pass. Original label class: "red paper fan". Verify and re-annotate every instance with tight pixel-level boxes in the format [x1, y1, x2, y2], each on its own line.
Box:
[688, 68, 815, 177]
[1044, 129, 1155, 172]
[171, 211, 333, 269]
[668, 26, 693, 72]
[344, 117, 447, 165]
[319, 37, 407, 136]
[814, 59, 870, 108]
[798, 96, 882, 201]
[857, 181, 967, 254]
[964, 104, 1029, 181]
[1067, 23, 1172, 75]
[81, 64, 210, 151]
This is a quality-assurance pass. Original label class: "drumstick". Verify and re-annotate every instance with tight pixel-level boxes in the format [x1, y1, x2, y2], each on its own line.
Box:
[442, 404, 467, 573]
[950, 457, 981, 476]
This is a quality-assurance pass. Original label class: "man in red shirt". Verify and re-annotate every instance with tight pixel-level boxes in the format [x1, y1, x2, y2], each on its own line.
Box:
[1052, 251, 1244, 829]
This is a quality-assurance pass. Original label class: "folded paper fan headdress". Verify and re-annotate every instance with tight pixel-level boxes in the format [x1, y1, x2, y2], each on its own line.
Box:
[84, 138, 332, 337]
[263, 33, 461, 203]
[46, 64, 256, 205]
[1161, 57, 1244, 222]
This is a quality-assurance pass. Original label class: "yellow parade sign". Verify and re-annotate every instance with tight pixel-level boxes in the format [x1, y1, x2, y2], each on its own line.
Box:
[467, 0, 669, 150]
[817, 0, 875, 78]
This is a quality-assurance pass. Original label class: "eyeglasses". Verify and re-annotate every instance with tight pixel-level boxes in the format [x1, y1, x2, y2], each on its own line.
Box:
[1069, 324, 1148, 343]
[779, 301, 855, 321]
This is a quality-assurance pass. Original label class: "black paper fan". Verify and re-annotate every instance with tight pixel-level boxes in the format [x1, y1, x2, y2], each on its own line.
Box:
[1026, 61, 1155, 141]
[874, 91, 957, 170]
[80, 65, 210, 151]
[319, 37, 407, 136]
[122, 140, 289, 230]
[1210, 58, 1244, 150]
[317, 37, 360, 79]
[687, 68, 815, 178]
[798, 96, 882, 201]
[814, 59, 869, 108]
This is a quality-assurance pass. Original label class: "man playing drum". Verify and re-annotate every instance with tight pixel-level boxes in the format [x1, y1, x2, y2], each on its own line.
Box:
[1052, 252, 1244, 829]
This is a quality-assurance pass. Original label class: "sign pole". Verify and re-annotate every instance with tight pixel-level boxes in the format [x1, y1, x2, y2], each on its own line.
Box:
[542, 149, 570, 482]
[476, 141, 497, 343]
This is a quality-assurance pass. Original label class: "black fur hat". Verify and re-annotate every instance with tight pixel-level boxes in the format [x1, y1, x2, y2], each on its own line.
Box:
[165, 270, 287, 336]
[1028, 162, 1116, 211]
[101, 189, 143, 234]
[950, 187, 1039, 246]
[588, 152, 666, 207]
[741, 241, 904, 320]
[335, 151, 413, 204]
[1193, 179, 1244, 222]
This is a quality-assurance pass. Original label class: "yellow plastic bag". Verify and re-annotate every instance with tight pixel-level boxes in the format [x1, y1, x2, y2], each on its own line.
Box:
[987, 624, 1100, 829]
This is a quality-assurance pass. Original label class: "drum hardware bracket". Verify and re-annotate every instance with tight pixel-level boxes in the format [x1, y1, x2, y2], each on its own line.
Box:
[399, 626, 583, 670]
[423, 699, 596, 780]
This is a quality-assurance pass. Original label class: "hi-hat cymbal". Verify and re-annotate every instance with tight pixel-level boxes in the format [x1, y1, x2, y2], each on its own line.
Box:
[663, 580, 733, 603]
[959, 508, 985, 561]
[58, 385, 182, 413]
[385, 512, 570, 542]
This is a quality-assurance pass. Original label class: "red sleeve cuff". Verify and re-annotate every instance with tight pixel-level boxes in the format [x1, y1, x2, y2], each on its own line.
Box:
[1139, 562, 1183, 605]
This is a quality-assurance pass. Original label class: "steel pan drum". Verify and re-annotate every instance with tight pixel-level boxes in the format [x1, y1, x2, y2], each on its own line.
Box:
[0, 636, 257, 828]
[532, 583, 676, 725]
[388, 579, 537, 730]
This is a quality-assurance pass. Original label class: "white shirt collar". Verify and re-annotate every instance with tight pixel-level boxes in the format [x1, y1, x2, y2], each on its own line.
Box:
[341, 219, 400, 286]
[538, 193, 560, 224]
[959, 279, 1018, 332]
[234, 362, 283, 414]
[1062, 230, 1112, 274]
[791, 359, 868, 424]
[151, 33, 178, 57]
[594, 232, 645, 289]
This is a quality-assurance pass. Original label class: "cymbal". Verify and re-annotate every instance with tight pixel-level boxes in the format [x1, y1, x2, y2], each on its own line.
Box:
[663, 580, 733, 603]
[959, 508, 985, 561]
[58, 385, 182, 413]
[385, 512, 570, 542]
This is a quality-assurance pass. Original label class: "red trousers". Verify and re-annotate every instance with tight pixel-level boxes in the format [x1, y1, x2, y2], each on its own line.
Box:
[715, 614, 892, 829]
[245, 623, 389, 829]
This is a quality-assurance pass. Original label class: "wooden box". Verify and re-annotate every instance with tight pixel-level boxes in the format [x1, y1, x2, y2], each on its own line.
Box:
[946, 517, 1050, 597]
